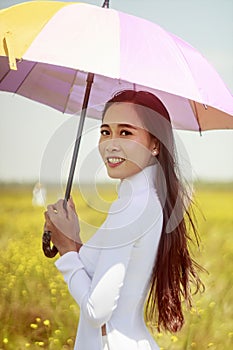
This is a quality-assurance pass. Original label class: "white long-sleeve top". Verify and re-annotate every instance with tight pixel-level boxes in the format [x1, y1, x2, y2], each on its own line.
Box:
[55, 165, 163, 350]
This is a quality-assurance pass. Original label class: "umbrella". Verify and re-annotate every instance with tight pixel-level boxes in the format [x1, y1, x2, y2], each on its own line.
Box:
[0, 0, 233, 257]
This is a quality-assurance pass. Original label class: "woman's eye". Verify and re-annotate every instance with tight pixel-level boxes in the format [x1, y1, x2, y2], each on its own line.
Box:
[121, 130, 132, 136]
[100, 129, 110, 136]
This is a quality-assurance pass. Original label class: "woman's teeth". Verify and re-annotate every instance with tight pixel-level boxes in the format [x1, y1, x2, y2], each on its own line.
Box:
[107, 157, 125, 164]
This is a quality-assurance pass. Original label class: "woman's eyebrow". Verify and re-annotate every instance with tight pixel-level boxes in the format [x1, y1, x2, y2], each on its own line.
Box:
[118, 123, 138, 129]
[100, 123, 110, 128]
[100, 123, 138, 129]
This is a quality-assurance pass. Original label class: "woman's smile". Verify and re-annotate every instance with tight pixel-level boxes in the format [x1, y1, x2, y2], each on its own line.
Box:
[107, 157, 126, 167]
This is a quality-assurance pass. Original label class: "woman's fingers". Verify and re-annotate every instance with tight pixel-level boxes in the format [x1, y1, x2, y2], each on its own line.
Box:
[47, 200, 64, 221]
[45, 199, 80, 242]
[47, 199, 63, 212]
[49, 198, 78, 221]
[68, 196, 76, 211]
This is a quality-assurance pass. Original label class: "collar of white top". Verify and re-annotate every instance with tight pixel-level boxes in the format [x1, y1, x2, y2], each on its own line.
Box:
[118, 164, 157, 198]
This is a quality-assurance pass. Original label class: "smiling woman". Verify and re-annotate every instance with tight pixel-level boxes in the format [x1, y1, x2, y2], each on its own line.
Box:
[44, 90, 204, 350]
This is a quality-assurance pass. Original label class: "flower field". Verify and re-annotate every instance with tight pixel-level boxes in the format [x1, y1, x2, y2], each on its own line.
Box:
[0, 183, 232, 349]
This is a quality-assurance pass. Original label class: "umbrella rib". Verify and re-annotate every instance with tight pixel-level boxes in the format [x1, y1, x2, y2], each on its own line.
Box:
[14, 60, 38, 94]
[0, 65, 11, 84]
[102, 0, 110, 8]
[63, 69, 79, 114]
[192, 100, 202, 135]
[170, 35, 203, 103]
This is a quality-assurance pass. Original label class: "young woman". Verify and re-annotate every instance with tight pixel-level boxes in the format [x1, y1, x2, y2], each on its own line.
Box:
[44, 90, 204, 350]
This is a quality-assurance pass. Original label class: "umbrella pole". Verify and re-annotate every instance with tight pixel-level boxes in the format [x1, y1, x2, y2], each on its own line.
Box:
[64, 72, 94, 202]
[42, 72, 94, 258]
[102, 0, 110, 8]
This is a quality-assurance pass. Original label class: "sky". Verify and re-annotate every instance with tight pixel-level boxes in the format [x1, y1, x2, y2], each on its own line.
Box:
[0, 0, 233, 185]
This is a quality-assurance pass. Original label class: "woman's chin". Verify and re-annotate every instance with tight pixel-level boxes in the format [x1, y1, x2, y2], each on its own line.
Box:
[106, 162, 142, 180]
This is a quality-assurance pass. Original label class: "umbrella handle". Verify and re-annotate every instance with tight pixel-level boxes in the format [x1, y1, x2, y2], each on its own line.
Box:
[42, 230, 58, 258]
[42, 199, 67, 258]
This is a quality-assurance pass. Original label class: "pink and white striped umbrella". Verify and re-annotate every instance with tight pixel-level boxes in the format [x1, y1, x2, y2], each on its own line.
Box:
[1, 1, 233, 131]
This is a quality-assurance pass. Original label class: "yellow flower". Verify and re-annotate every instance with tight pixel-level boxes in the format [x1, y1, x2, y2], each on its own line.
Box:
[3, 338, 9, 344]
[30, 323, 38, 329]
[43, 319, 50, 327]
[67, 338, 74, 346]
[190, 307, 197, 314]
[209, 301, 216, 308]
[54, 329, 61, 336]
[35, 341, 45, 347]
[171, 335, 178, 342]
[49, 281, 57, 289]
[156, 333, 163, 338]
[22, 289, 27, 297]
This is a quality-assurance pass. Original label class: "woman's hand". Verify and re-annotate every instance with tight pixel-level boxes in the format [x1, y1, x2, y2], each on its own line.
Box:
[44, 198, 82, 256]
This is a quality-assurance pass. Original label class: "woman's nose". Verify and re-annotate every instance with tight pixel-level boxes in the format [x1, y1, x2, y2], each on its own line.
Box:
[105, 138, 121, 152]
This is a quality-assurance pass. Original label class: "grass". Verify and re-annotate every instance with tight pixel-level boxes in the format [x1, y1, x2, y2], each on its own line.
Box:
[0, 183, 232, 349]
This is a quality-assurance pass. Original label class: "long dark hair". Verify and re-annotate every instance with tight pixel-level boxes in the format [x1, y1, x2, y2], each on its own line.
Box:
[103, 90, 204, 333]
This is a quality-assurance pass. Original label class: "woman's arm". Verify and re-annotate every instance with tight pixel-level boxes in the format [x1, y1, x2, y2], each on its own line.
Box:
[55, 242, 134, 328]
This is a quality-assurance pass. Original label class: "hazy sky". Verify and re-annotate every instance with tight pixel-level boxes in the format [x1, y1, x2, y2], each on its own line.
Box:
[0, 0, 233, 184]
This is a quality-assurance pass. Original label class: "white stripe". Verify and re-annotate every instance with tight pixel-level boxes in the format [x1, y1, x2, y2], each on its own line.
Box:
[24, 3, 120, 77]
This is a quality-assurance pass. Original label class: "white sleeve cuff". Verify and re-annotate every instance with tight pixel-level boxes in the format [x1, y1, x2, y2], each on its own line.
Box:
[55, 251, 84, 284]
[55, 251, 91, 307]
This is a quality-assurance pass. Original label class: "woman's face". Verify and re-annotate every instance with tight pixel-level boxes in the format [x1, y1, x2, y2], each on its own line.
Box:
[99, 102, 157, 179]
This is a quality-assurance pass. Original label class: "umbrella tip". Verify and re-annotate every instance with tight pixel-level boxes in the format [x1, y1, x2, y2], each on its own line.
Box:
[102, 0, 110, 8]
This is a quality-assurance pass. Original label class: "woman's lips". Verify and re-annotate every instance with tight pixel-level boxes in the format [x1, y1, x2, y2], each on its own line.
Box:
[107, 157, 125, 168]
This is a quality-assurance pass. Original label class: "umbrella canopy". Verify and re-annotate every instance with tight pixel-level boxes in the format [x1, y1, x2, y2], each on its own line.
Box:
[0, 1, 233, 132]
